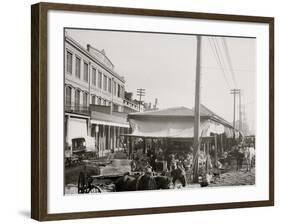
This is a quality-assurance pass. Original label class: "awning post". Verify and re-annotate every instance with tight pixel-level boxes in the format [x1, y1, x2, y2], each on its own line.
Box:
[214, 134, 218, 166]
[129, 136, 132, 157]
[143, 137, 146, 154]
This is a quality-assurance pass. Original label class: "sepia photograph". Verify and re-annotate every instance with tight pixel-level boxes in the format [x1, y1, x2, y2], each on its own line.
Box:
[63, 28, 256, 195]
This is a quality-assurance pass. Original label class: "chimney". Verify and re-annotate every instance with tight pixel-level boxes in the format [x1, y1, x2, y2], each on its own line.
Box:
[125, 92, 133, 100]
[87, 44, 91, 51]
[153, 98, 158, 110]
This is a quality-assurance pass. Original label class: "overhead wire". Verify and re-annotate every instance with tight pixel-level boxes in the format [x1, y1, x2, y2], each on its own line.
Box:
[221, 37, 238, 88]
[207, 36, 232, 89]
[213, 37, 235, 88]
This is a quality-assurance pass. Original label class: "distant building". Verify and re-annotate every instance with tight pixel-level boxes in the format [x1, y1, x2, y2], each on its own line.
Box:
[143, 98, 158, 112]
[143, 102, 152, 111]
[123, 91, 144, 113]
[64, 35, 130, 157]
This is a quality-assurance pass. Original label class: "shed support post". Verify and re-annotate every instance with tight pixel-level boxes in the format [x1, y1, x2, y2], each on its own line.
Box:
[206, 140, 210, 173]
[214, 135, 218, 167]
[143, 138, 146, 154]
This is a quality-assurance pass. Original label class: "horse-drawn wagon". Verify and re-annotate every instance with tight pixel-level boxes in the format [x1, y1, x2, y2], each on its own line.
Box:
[77, 158, 176, 193]
[77, 159, 132, 193]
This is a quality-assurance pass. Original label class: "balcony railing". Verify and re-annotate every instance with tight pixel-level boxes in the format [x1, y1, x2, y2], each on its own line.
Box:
[65, 104, 90, 116]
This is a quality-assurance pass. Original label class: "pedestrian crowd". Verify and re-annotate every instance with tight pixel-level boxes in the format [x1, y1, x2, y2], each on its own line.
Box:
[126, 139, 255, 186]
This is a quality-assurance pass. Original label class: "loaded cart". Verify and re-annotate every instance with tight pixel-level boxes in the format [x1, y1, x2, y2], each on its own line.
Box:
[77, 158, 172, 193]
[77, 159, 132, 193]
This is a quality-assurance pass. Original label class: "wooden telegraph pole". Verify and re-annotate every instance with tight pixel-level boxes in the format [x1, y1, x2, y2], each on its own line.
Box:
[193, 35, 202, 183]
[230, 88, 240, 130]
[137, 88, 145, 112]
[239, 90, 242, 131]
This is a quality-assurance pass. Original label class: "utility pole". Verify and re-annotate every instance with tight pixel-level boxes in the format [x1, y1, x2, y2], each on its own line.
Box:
[239, 90, 242, 131]
[193, 35, 202, 183]
[242, 105, 247, 134]
[136, 88, 145, 112]
[230, 89, 240, 129]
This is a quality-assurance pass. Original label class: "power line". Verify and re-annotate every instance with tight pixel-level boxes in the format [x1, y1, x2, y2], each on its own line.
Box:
[200, 66, 255, 73]
[221, 37, 238, 87]
[211, 37, 232, 88]
[213, 37, 233, 86]
[213, 37, 239, 89]
[207, 37, 231, 89]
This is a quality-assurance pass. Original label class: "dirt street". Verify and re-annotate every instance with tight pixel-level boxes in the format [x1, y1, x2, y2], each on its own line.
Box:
[209, 169, 255, 187]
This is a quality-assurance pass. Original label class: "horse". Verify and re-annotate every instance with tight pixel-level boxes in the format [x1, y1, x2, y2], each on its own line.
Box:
[226, 147, 244, 171]
[114, 173, 172, 192]
[115, 173, 156, 191]
[244, 146, 255, 172]
[154, 175, 173, 189]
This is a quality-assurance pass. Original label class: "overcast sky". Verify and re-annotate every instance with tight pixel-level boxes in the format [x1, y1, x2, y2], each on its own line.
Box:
[66, 29, 256, 132]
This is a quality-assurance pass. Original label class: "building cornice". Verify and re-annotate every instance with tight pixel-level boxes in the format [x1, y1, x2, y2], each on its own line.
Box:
[65, 35, 125, 83]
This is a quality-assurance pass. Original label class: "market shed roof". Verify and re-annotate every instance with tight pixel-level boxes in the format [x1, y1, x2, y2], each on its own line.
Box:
[129, 106, 204, 117]
[129, 104, 234, 129]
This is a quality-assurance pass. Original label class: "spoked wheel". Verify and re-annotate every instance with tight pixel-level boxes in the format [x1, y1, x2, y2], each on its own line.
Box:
[78, 172, 102, 193]
[88, 184, 102, 193]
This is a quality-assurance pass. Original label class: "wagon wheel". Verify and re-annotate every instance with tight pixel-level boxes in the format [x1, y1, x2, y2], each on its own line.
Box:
[78, 172, 86, 193]
[87, 184, 102, 193]
[86, 175, 102, 193]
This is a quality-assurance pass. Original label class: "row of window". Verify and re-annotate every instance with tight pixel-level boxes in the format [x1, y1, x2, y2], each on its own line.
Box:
[66, 50, 125, 98]
[67, 51, 89, 82]
[65, 86, 114, 108]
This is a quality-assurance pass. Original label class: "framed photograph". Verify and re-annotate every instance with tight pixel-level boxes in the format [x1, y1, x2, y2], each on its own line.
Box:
[31, 2, 274, 221]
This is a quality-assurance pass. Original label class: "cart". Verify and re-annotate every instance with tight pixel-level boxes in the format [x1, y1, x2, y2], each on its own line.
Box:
[77, 159, 132, 194]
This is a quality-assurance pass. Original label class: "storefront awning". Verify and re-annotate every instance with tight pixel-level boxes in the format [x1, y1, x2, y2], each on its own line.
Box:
[90, 110, 129, 128]
[90, 119, 130, 128]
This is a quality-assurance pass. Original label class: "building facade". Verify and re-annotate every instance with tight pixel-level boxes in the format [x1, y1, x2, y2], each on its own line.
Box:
[64, 35, 130, 157]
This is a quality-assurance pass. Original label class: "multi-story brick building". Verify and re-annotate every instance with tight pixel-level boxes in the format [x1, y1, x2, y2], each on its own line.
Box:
[64, 34, 131, 157]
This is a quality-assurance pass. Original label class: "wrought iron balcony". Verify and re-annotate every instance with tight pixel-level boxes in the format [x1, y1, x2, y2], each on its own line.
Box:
[65, 104, 90, 116]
